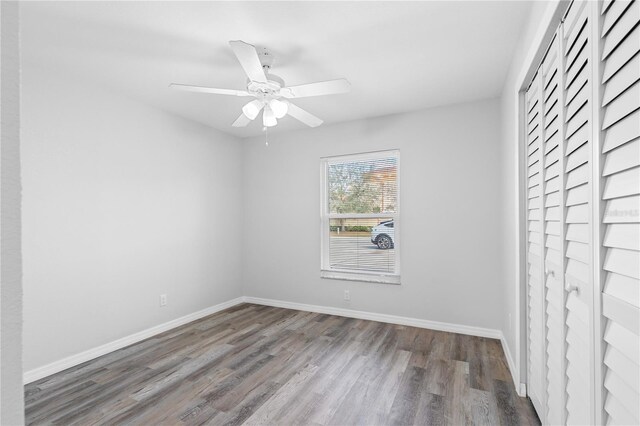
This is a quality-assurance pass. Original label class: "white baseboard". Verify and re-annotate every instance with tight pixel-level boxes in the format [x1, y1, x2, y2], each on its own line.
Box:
[25, 294, 524, 399]
[245, 296, 524, 395]
[500, 333, 526, 397]
[23, 297, 245, 384]
[244, 296, 502, 339]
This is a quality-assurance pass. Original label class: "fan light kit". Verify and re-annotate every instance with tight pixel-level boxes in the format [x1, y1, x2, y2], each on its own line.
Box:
[170, 40, 351, 130]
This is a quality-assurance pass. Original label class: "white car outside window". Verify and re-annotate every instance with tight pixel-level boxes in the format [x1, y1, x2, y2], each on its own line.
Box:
[370, 220, 394, 249]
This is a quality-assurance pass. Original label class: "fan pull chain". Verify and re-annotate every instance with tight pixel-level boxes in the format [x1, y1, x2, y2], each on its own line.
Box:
[264, 126, 269, 147]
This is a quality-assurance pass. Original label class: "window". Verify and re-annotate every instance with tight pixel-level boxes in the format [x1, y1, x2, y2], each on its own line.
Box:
[320, 150, 400, 284]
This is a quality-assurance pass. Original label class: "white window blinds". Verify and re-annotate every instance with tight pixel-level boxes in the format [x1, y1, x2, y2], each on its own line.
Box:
[321, 151, 400, 284]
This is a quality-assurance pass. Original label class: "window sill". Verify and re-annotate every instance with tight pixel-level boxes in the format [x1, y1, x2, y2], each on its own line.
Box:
[320, 269, 401, 285]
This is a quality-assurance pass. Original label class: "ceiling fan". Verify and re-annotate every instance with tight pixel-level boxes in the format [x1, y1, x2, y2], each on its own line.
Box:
[170, 40, 351, 129]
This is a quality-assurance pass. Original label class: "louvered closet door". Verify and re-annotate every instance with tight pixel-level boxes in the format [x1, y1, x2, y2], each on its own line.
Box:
[562, 1, 595, 424]
[600, 0, 640, 424]
[525, 70, 547, 418]
[541, 32, 566, 426]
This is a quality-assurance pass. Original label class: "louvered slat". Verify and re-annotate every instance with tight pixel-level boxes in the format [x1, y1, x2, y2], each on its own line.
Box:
[601, 54, 640, 106]
[566, 122, 590, 153]
[566, 183, 590, 206]
[603, 223, 640, 250]
[546, 175, 561, 193]
[604, 272, 639, 310]
[546, 191, 561, 207]
[566, 163, 590, 189]
[602, 24, 640, 83]
[602, 0, 633, 35]
[566, 223, 589, 242]
[600, 1, 640, 424]
[546, 131, 561, 153]
[603, 195, 640, 223]
[602, 0, 640, 59]
[602, 138, 640, 175]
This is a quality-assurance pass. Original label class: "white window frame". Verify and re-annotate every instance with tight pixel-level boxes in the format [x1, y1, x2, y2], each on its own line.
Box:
[320, 149, 401, 285]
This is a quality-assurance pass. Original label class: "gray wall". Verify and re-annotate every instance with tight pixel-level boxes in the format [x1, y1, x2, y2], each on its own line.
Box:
[242, 98, 505, 331]
[21, 64, 244, 372]
[1, 1, 24, 422]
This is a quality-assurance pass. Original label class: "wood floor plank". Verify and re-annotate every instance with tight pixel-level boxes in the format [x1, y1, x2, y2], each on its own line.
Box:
[493, 378, 524, 426]
[209, 379, 282, 426]
[304, 354, 370, 425]
[243, 363, 320, 425]
[423, 357, 451, 396]
[24, 303, 539, 426]
[469, 388, 500, 425]
[327, 361, 383, 425]
[443, 360, 472, 426]
[388, 365, 427, 425]
[414, 391, 445, 426]
[360, 348, 412, 424]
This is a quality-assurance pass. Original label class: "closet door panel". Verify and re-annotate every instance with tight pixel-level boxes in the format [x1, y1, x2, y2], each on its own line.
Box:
[600, 1, 640, 424]
[523, 2, 640, 424]
[526, 70, 547, 418]
[562, 2, 594, 424]
[541, 33, 566, 426]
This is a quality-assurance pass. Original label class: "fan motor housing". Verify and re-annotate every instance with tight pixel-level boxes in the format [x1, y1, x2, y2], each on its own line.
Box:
[245, 47, 284, 97]
[247, 73, 285, 97]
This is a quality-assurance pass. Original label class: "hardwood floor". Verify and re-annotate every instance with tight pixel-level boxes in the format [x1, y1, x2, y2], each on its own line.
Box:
[24, 303, 540, 425]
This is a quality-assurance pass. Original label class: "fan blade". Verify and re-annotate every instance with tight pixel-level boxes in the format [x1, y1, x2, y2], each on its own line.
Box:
[229, 40, 267, 83]
[280, 79, 350, 98]
[169, 83, 251, 97]
[287, 103, 323, 127]
[232, 113, 252, 127]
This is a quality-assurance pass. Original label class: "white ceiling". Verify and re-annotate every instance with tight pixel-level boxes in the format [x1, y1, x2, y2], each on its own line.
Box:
[21, 1, 534, 138]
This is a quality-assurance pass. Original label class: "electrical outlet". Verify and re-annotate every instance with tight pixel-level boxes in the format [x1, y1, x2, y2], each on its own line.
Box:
[343, 290, 350, 301]
[160, 294, 167, 307]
